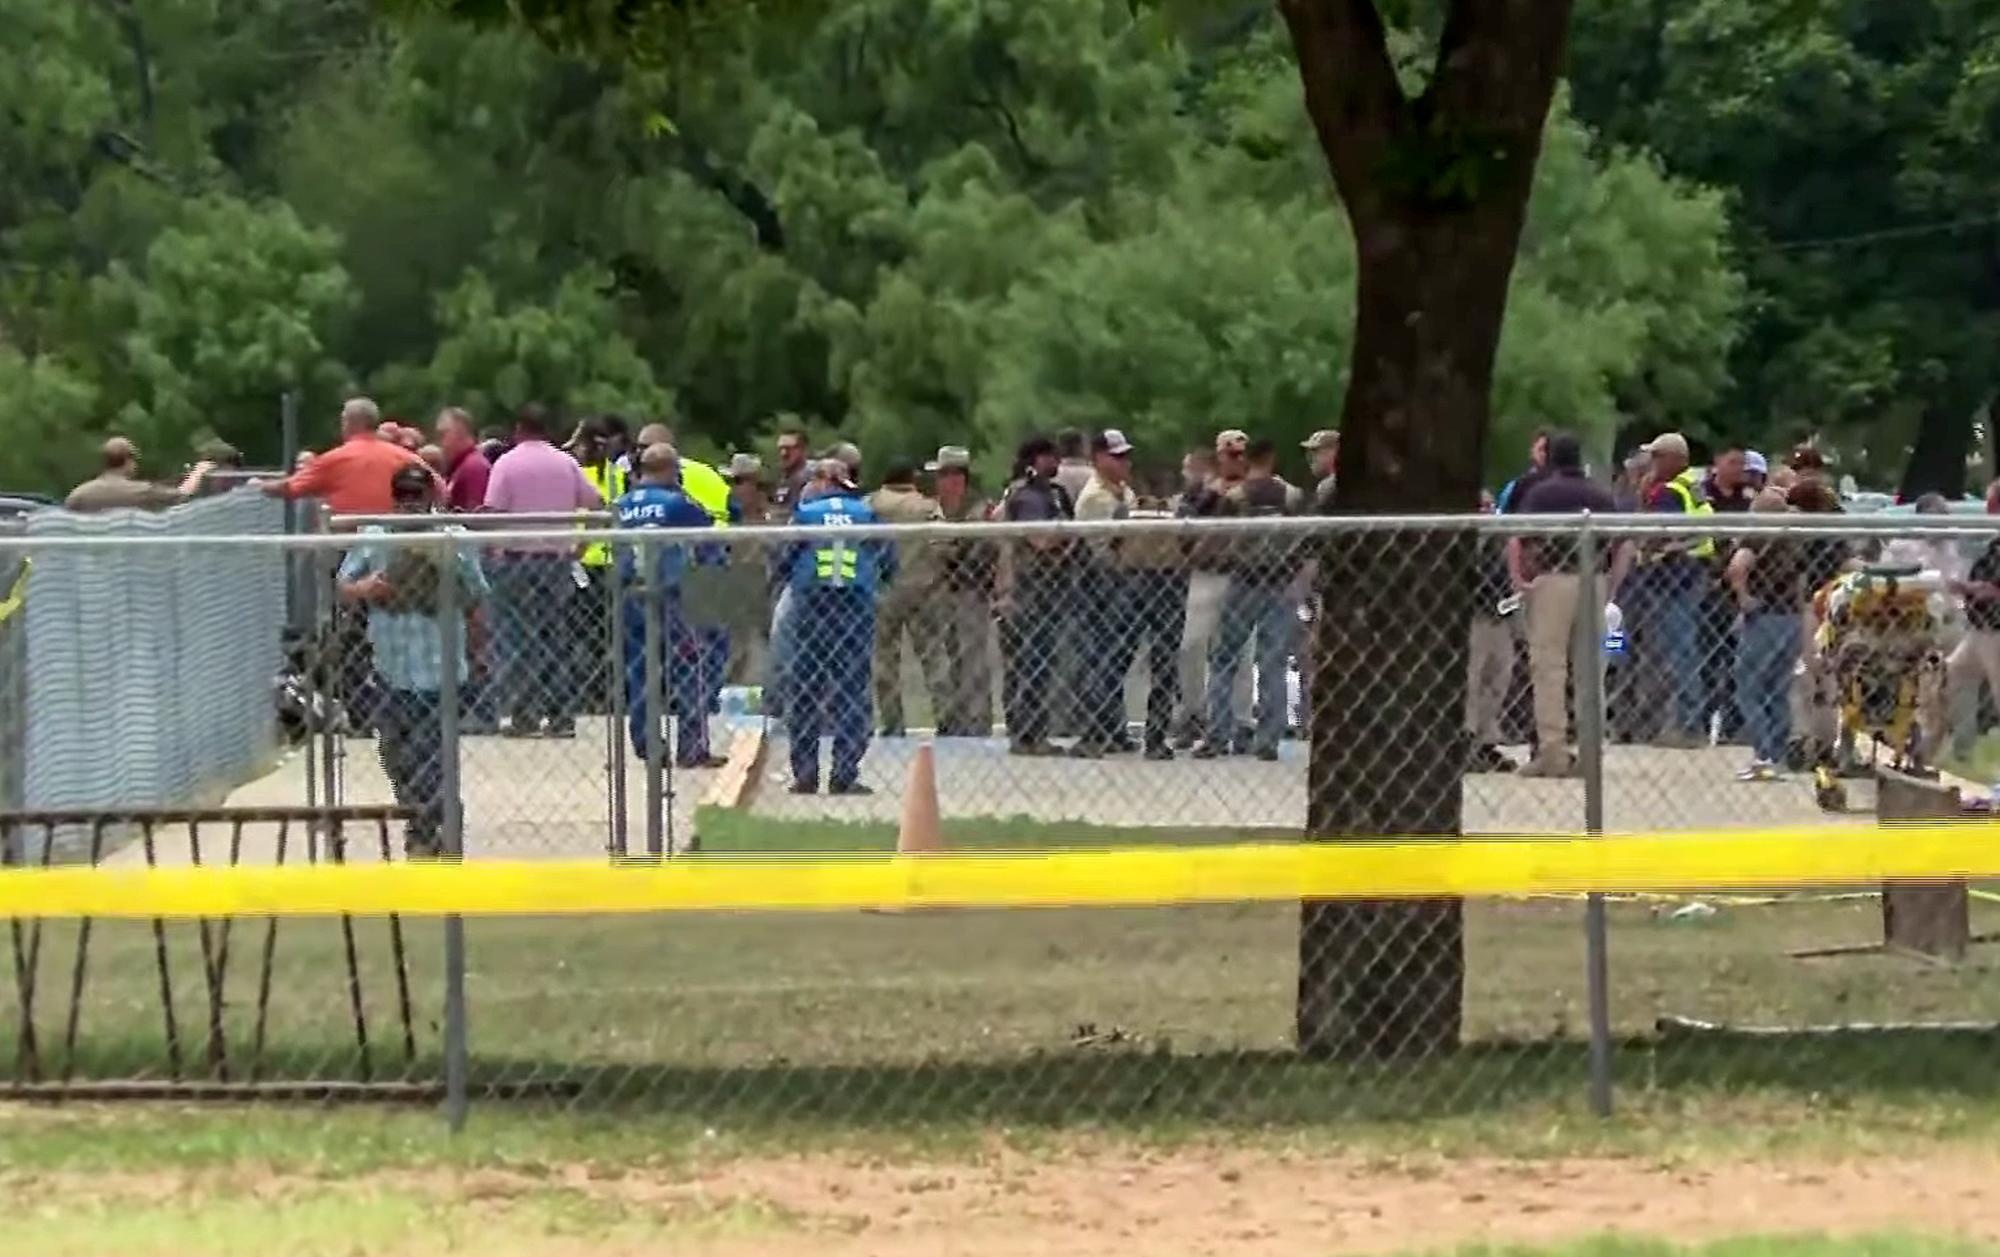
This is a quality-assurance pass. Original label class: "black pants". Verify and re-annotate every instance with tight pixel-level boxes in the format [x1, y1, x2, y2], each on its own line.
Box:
[1003, 567, 1067, 745]
[1076, 567, 1130, 746]
[1120, 569, 1187, 748]
[570, 568, 614, 716]
[1701, 584, 1740, 737]
[494, 554, 578, 730]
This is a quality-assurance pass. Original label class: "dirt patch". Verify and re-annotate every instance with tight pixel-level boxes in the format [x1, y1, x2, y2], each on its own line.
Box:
[665, 1149, 2000, 1257]
[17, 1150, 2000, 1257]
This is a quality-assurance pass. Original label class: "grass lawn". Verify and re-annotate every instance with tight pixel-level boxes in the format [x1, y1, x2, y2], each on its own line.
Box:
[7, 806, 2000, 1171]
[689, 804, 1297, 851]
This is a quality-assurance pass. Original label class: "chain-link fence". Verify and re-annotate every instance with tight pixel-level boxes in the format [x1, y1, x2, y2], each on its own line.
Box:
[7, 509, 2000, 1124]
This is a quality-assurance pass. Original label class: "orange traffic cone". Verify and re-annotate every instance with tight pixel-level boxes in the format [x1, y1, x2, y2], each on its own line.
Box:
[896, 742, 944, 855]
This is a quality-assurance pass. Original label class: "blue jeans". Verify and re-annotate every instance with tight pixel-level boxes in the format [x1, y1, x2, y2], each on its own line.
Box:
[1207, 580, 1292, 754]
[493, 554, 577, 729]
[1653, 577, 1706, 736]
[621, 595, 707, 765]
[767, 585, 798, 717]
[788, 589, 875, 788]
[376, 688, 446, 855]
[1734, 611, 1800, 764]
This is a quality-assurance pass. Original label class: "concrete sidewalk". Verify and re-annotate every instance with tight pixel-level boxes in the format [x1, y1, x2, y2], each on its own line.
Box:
[109, 723, 1870, 867]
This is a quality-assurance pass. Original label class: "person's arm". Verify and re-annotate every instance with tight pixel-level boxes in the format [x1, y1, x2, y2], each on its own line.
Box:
[267, 450, 333, 500]
[1606, 540, 1637, 607]
[464, 604, 489, 676]
[1505, 537, 1531, 592]
[876, 521, 899, 589]
[1727, 544, 1759, 608]
[1958, 552, 2000, 601]
[458, 547, 492, 605]
[573, 463, 604, 512]
[175, 461, 216, 499]
[336, 546, 389, 604]
[480, 456, 509, 512]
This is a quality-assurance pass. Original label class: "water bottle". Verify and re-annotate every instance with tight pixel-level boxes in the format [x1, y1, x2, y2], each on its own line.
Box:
[1602, 601, 1626, 658]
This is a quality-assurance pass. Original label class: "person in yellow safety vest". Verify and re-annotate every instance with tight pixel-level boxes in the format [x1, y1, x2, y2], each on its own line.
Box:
[1630, 431, 1714, 748]
[626, 423, 733, 526]
[563, 419, 629, 715]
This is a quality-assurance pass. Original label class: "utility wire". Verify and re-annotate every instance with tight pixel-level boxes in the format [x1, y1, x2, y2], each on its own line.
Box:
[1760, 209, 2000, 253]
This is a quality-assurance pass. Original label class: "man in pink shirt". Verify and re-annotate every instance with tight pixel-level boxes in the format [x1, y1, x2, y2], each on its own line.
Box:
[483, 403, 604, 738]
[435, 407, 491, 513]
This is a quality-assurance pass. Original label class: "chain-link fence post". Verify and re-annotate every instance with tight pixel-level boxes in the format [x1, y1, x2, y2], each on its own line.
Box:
[641, 538, 666, 860]
[1574, 512, 1613, 1117]
[437, 533, 469, 1133]
[604, 549, 629, 859]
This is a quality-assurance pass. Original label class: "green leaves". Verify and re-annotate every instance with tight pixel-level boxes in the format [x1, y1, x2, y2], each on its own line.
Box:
[0, 349, 102, 494]
[0, 0, 1741, 495]
[413, 266, 676, 422]
[96, 196, 356, 458]
[1569, 0, 2000, 485]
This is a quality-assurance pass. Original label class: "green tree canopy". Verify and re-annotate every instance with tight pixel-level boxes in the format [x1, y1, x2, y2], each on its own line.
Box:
[0, 0, 1739, 491]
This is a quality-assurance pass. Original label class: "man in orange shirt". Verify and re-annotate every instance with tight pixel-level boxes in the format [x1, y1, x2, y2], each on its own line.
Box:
[260, 396, 426, 732]
[261, 397, 424, 519]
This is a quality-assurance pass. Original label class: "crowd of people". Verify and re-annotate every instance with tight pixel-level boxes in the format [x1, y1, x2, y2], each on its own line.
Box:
[228, 400, 1353, 836]
[1493, 426, 2000, 786]
[63, 395, 2000, 851]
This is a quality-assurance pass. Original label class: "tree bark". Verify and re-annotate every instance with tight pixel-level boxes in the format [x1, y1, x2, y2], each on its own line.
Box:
[1281, 0, 1574, 1059]
[1898, 398, 1977, 501]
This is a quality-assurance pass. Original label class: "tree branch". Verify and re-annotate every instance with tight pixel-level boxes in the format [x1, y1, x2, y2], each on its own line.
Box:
[92, 0, 157, 142]
[1276, 0, 1408, 222]
[967, 91, 1048, 176]
[1422, 0, 1574, 133]
[675, 140, 786, 252]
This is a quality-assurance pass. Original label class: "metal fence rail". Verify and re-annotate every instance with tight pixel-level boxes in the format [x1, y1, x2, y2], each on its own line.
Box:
[6, 510, 2000, 1126]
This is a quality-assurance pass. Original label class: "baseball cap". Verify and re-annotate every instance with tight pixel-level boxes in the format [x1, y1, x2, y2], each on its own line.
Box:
[1300, 429, 1339, 452]
[1644, 432, 1689, 460]
[1093, 428, 1134, 456]
[1215, 428, 1249, 453]
[727, 452, 763, 479]
[925, 445, 972, 472]
[389, 463, 435, 501]
[824, 441, 863, 472]
[1744, 450, 1769, 475]
[816, 455, 856, 487]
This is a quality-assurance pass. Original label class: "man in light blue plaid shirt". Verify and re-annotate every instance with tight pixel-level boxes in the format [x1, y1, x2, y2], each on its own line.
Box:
[338, 465, 490, 855]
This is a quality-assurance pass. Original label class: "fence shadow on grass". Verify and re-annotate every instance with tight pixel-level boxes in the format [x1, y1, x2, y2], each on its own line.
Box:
[14, 1029, 2000, 1128]
[450, 1030, 2000, 1127]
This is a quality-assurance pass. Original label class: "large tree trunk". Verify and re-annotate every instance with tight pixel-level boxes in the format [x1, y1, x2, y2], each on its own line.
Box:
[1282, 0, 1574, 1059]
[1898, 398, 1977, 501]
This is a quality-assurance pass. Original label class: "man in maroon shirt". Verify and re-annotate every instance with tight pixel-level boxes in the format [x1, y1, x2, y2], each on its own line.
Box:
[435, 407, 491, 513]
[1514, 432, 1620, 777]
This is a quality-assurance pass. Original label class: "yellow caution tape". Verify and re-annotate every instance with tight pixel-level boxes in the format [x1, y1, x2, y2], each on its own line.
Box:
[1, 824, 1997, 920]
[0, 558, 29, 624]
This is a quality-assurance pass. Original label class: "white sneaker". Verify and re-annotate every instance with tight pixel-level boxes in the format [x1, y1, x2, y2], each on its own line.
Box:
[1735, 761, 1779, 783]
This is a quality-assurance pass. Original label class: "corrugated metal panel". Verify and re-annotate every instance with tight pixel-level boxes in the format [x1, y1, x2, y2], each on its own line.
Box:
[21, 492, 286, 854]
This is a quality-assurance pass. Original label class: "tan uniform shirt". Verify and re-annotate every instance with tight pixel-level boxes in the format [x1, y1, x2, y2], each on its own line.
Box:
[1074, 472, 1137, 568]
[64, 473, 186, 513]
[868, 483, 945, 589]
[937, 492, 996, 592]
